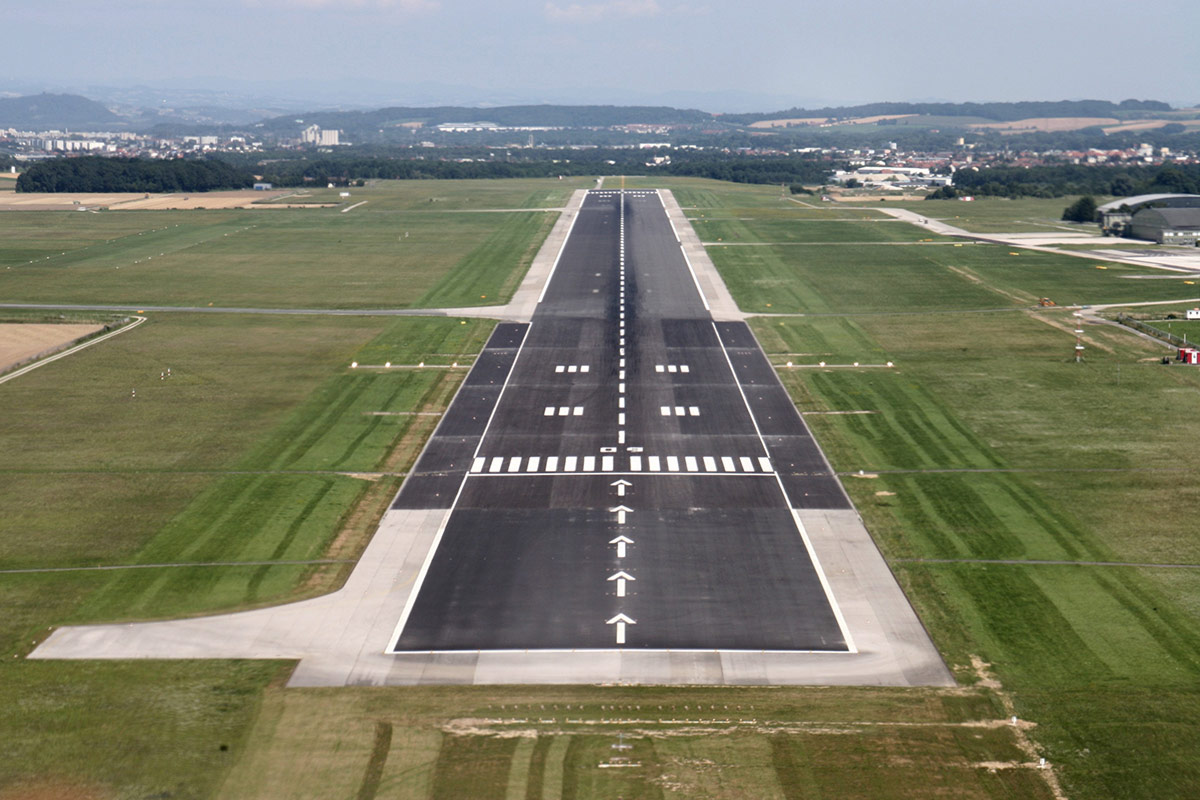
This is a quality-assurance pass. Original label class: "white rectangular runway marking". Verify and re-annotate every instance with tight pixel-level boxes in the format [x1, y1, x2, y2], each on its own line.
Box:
[666, 456, 680, 472]
[472, 457, 486, 473]
[564, 456, 577, 472]
[675, 406, 685, 416]
[660, 406, 670, 416]
[559, 406, 569, 416]
[721, 456, 736, 472]
[602, 456, 614, 471]
[759, 457, 773, 472]
[630, 455, 643, 471]
[740, 456, 755, 472]
[648, 456, 661, 471]
[684, 456, 698, 472]
[528, 456, 541, 472]
[681, 365, 690, 373]
[655, 365, 664, 373]
[555, 365, 564, 373]
[583, 456, 596, 471]
[544, 407, 555, 416]
[689, 406, 700, 416]
[508, 457, 522, 473]
[618, 397, 625, 409]
[489, 457, 504, 473]
[546, 456, 559, 472]
[573, 406, 584, 416]
[703, 456, 717, 472]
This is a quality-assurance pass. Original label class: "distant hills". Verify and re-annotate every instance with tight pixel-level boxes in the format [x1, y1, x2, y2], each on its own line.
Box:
[0, 93, 121, 129]
[0, 92, 1192, 141]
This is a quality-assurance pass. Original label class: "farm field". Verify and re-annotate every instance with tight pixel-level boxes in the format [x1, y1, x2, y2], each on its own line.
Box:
[5, 176, 1200, 799]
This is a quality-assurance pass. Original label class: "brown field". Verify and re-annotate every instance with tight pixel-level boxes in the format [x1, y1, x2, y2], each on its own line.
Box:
[969, 117, 1119, 133]
[0, 190, 329, 211]
[0, 323, 104, 372]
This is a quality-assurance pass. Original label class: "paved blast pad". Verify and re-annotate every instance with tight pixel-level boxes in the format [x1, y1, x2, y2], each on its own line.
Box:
[392, 503, 848, 652]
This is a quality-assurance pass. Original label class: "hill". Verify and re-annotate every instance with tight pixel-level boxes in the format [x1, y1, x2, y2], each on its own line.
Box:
[0, 93, 122, 129]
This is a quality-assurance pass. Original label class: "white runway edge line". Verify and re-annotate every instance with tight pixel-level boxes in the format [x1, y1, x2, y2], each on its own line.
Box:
[0, 315, 147, 387]
[711, 321, 858, 654]
[659, 191, 711, 312]
[386, 324, 533, 653]
[340, 200, 368, 213]
[535, 196, 584, 305]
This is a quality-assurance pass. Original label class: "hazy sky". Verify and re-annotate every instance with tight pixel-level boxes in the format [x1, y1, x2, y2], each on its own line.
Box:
[8, 0, 1200, 110]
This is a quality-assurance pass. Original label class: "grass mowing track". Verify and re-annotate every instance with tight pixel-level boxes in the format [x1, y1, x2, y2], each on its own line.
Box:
[4, 176, 1200, 798]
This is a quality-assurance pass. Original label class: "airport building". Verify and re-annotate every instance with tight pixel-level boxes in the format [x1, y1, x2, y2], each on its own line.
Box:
[1096, 193, 1200, 237]
[1129, 207, 1200, 245]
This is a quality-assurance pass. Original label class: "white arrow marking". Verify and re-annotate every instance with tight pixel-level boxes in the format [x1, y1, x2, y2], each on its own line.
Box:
[607, 570, 635, 596]
[610, 479, 632, 497]
[609, 504, 633, 524]
[609, 534, 634, 558]
[606, 613, 636, 645]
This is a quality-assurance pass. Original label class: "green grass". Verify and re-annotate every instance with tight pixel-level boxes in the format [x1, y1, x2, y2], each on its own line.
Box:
[262, 177, 588, 211]
[0, 179, 572, 309]
[842, 195, 1112, 234]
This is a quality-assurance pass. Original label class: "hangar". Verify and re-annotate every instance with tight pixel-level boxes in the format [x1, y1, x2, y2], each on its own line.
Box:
[1096, 193, 1200, 237]
[1129, 207, 1200, 245]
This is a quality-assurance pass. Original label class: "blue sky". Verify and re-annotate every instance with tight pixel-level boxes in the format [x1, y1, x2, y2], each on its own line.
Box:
[8, 0, 1200, 110]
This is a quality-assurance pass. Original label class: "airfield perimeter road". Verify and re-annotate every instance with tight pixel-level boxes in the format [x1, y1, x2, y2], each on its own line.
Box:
[390, 190, 849, 652]
[32, 188, 952, 686]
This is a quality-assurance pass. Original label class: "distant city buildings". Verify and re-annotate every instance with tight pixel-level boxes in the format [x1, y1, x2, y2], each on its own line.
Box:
[300, 125, 341, 146]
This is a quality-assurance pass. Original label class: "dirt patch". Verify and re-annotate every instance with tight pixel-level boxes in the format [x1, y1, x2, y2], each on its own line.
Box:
[0, 323, 104, 372]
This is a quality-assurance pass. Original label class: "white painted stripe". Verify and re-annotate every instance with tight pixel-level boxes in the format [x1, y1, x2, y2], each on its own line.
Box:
[508, 457, 522, 473]
[573, 406, 584, 416]
[619, 358, 625, 368]
[685, 456, 698, 472]
[675, 406, 685, 416]
[681, 365, 690, 373]
[618, 397, 625, 409]
[472, 457, 486, 473]
[564, 456, 577, 472]
[618, 430, 626, 444]
[619, 370, 626, 380]
[568, 365, 577, 373]
[648, 456, 661, 471]
[759, 457, 773, 472]
[703, 456, 717, 472]
[618, 413, 626, 425]
[602, 455, 614, 471]
[544, 407, 555, 416]
[581, 365, 590, 373]
[555, 365, 565, 373]
[740, 456, 755, 472]
[546, 456, 559, 472]
[655, 364, 664, 373]
[619, 383, 626, 393]
[630, 455, 643, 471]
[666, 456, 680, 472]
[722, 456, 736, 472]
[689, 406, 700, 416]
[559, 407, 569, 416]
[668, 365, 677, 373]
[489, 456, 504, 473]
[660, 406, 671, 416]
[583, 456, 596, 472]
[528, 456, 541, 472]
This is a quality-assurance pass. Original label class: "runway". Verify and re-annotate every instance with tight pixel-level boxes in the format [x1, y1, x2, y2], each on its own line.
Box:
[30, 188, 952, 686]
[389, 190, 852, 653]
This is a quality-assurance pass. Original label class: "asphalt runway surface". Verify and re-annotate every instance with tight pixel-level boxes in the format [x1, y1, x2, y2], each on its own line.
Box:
[389, 190, 852, 652]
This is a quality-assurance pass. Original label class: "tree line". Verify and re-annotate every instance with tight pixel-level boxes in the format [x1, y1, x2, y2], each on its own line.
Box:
[934, 164, 1200, 199]
[16, 157, 252, 193]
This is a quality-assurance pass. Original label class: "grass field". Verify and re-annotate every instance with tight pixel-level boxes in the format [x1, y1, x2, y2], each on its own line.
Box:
[6, 176, 1200, 799]
[0, 178, 583, 309]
